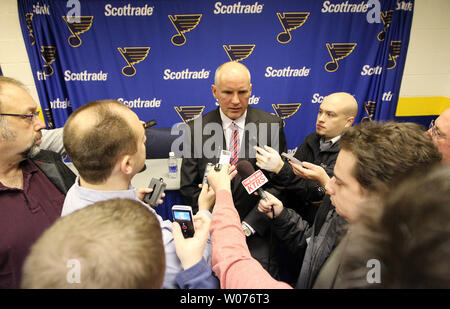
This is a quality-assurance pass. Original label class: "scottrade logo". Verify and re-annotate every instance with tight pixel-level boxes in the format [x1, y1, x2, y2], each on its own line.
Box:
[324, 43, 357, 72]
[118, 97, 161, 108]
[64, 70, 108, 81]
[321, 1, 369, 13]
[213, 2, 263, 14]
[104, 4, 154, 16]
[25, 13, 35, 45]
[276, 12, 310, 44]
[175, 106, 205, 123]
[163, 68, 210, 80]
[50, 98, 71, 109]
[33, 2, 50, 15]
[265, 66, 310, 77]
[223, 44, 255, 62]
[118, 47, 151, 77]
[169, 14, 202, 46]
[62, 16, 93, 47]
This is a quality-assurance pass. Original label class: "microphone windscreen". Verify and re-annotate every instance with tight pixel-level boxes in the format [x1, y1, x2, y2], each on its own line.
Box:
[236, 160, 255, 179]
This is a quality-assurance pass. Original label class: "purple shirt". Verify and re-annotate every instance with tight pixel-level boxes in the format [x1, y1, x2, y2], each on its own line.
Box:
[0, 159, 65, 289]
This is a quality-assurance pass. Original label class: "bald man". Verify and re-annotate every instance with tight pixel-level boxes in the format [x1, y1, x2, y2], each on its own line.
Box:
[426, 108, 450, 164]
[62, 100, 216, 289]
[180, 61, 287, 278]
[256, 92, 358, 221]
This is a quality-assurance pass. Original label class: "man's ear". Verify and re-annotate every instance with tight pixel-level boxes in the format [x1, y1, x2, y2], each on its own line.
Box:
[345, 116, 355, 128]
[120, 154, 134, 175]
[211, 84, 217, 99]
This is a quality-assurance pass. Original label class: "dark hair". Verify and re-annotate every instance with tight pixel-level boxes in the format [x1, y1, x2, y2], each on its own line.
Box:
[339, 121, 442, 195]
[63, 100, 139, 183]
[341, 165, 450, 288]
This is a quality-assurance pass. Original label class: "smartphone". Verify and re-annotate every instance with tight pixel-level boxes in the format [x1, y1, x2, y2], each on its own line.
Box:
[143, 178, 166, 208]
[281, 152, 302, 165]
[172, 205, 195, 238]
[219, 150, 231, 165]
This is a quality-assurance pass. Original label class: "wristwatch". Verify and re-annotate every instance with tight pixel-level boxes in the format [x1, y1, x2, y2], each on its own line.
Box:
[241, 223, 252, 237]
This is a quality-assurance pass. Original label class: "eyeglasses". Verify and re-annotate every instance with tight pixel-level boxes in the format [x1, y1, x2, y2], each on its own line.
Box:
[0, 111, 41, 122]
[143, 119, 156, 130]
[429, 119, 448, 140]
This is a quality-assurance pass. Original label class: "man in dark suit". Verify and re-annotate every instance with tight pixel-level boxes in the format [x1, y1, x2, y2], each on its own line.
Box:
[180, 61, 287, 277]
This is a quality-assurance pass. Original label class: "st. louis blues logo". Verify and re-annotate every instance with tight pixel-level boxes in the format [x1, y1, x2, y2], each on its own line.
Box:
[118, 47, 150, 77]
[25, 13, 35, 45]
[272, 103, 301, 127]
[174, 106, 205, 123]
[40, 46, 56, 77]
[223, 45, 255, 62]
[387, 41, 401, 70]
[361, 101, 377, 122]
[378, 10, 393, 41]
[62, 16, 94, 47]
[324, 43, 357, 72]
[169, 14, 202, 46]
[276, 12, 310, 44]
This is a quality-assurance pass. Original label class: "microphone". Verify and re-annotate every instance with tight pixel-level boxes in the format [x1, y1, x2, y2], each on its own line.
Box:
[236, 160, 268, 200]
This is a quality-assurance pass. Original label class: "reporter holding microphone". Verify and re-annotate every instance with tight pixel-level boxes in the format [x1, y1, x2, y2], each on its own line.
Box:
[208, 163, 291, 289]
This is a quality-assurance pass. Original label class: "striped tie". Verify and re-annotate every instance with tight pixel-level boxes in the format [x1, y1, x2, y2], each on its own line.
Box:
[229, 122, 240, 166]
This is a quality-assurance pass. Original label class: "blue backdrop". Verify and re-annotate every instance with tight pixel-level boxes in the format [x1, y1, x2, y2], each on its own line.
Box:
[18, 0, 414, 151]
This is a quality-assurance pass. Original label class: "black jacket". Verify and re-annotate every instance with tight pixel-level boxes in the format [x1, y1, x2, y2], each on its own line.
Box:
[272, 195, 347, 289]
[180, 106, 287, 230]
[31, 150, 76, 194]
[272, 132, 340, 223]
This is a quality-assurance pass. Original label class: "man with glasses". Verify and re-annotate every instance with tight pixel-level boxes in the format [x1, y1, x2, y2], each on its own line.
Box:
[427, 108, 450, 164]
[0, 76, 76, 288]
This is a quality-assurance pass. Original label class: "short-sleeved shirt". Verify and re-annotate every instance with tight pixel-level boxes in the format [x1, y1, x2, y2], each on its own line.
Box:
[0, 159, 65, 289]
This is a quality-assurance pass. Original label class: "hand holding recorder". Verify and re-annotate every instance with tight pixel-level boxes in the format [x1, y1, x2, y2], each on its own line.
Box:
[172, 209, 211, 270]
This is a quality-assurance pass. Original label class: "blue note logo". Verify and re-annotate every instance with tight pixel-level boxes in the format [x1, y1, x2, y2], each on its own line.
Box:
[361, 101, 377, 122]
[25, 13, 35, 45]
[40, 46, 56, 77]
[118, 47, 151, 77]
[174, 106, 205, 123]
[324, 43, 357, 72]
[169, 14, 202, 46]
[276, 12, 310, 44]
[62, 16, 94, 47]
[377, 10, 393, 41]
[223, 45, 255, 62]
[272, 103, 301, 127]
[387, 41, 401, 70]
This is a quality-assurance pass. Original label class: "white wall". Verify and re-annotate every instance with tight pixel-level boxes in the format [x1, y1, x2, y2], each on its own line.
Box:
[399, 0, 450, 98]
[1, 0, 448, 111]
[0, 0, 40, 104]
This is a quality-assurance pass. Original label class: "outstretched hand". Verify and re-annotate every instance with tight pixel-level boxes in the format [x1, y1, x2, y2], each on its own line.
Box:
[172, 212, 211, 270]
